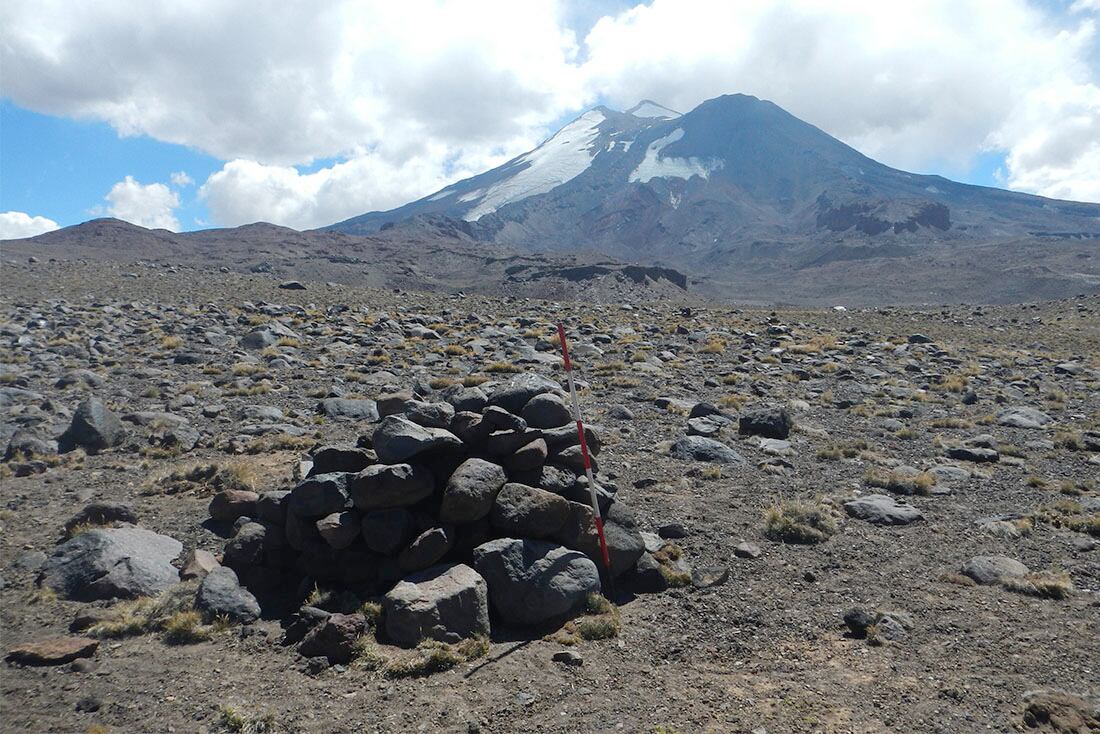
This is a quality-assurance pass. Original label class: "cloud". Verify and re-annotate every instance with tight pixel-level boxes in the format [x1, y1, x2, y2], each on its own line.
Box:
[105, 176, 180, 230]
[2, 0, 1098, 227]
[170, 171, 194, 187]
[0, 211, 60, 239]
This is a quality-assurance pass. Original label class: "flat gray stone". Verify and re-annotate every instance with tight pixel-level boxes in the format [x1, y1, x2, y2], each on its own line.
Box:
[961, 555, 1029, 584]
[40, 527, 182, 601]
[844, 494, 924, 525]
[383, 563, 490, 647]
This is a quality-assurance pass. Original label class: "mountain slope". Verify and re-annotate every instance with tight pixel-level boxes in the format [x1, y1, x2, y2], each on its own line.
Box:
[327, 94, 1100, 274]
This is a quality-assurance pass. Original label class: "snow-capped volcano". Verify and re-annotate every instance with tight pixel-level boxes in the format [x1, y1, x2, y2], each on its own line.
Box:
[327, 93, 1100, 272]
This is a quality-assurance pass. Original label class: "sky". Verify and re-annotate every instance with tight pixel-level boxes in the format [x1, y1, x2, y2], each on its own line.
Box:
[1, 0, 1099, 239]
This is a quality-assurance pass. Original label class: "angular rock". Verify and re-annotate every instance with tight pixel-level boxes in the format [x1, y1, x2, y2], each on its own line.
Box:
[491, 483, 569, 539]
[297, 612, 366, 664]
[58, 397, 128, 454]
[372, 415, 463, 463]
[738, 404, 792, 439]
[439, 458, 508, 524]
[63, 502, 137, 535]
[255, 491, 290, 525]
[947, 446, 999, 463]
[40, 527, 182, 601]
[288, 473, 350, 519]
[195, 566, 260, 623]
[223, 522, 267, 570]
[316, 511, 362, 550]
[487, 373, 563, 414]
[208, 490, 259, 522]
[361, 508, 416, 555]
[179, 548, 219, 580]
[670, 436, 745, 464]
[404, 400, 455, 429]
[472, 538, 600, 626]
[844, 494, 924, 525]
[318, 397, 379, 421]
[961, 555, 1029, 584]
[310, 446, 374, 475]
[505, 438, 548, 473]
[398, 527, 454, 573]
[383, 563, 490, 647]
[6, 637, 98, 666]
[521, 393, 573, 429]
[997, 406, 1052, 429]
[349, 463, 434, 511]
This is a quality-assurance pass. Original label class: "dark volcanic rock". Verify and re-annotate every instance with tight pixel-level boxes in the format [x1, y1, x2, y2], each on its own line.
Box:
[383, 563, 490, 647]
[58, 397, 128, 454]
[40, 527, 182, 601]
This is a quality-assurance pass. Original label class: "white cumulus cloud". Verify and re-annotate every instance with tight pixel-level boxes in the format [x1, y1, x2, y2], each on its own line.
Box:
[2, 0, 1098, 229]
[0, 211, 60, 239]
[170, 171, 194, 187]
[105, 176, 181, 230]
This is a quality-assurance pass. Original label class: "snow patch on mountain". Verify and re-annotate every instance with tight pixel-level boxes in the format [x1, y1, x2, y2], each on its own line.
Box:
[629, 129, 723, 184]
[463, 110, 606, 221]
[627, 100, 681, 119]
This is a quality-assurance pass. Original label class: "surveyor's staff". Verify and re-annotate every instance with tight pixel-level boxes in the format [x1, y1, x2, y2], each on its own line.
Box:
[556, 323, 613, 580]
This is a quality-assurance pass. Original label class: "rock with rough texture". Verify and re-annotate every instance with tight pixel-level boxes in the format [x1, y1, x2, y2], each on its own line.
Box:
[316, 511, 361, 550]
[195, 566, 261, 623]
[361, 509, 416, 555]
[318, 397, 379, 421]
[404, 400, 456, 429]
[6, 637, 99, 666]
[208, 490, 259, 522]
[297, 612, 367, 664]
[670, 436, 745, 464]
[349, 462, 434, 510]
[398, 527, 454, 572]
[487, 373, 564, 414]
[58, 397, 128, 454]
[491, 483, 569, 539]
[179, 548, 219, 580]
[288, 473, 350, 519]
[40, 527, 182, 601]
[63, 502, 138, 535]
[844, 494, 924, 525]
[309, 446, 374, 475]
[961, 555, 1029, 584]
[222, 522, 268, 569]
[738, 404, 792, 439]
[521, 393, 573, 429]
[372, 415, 463, 463]
[472, 538, 600, 626]
[997, 406, 1052, 429]
[383, 563, 490, 647]
[947, 446, 999, 463]
[439, 458, 508, 524]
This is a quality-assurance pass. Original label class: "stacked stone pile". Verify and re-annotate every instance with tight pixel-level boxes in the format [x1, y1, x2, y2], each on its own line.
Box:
[206, 373, 648, 646]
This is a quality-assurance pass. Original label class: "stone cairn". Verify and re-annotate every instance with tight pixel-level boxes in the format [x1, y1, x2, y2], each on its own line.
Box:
[205, 373, 653, 650]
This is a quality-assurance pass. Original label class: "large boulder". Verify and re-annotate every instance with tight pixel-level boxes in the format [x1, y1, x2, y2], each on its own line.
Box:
[439, 458, 508, 524]
[670, 436, 745, 464]
[554, 503, 644, 578]
[288, 473, 351, 519]
[472, 538, 600, 626]
[961, 555, 1029, 585]
[309, 446, 374, 475]
[361, 509, 416, 555]
[297, 612, 366, 664]
[404, 400, 455, 429]
[40, 527, 182, 601]
[521, 393, 573, 429]
[208, 490, 259, 522]
[195, 566, 261, 623]
[348, 463, 434, 511]
[57, 397, 128, 454]
[63, 502, 138, 536]
[738, 405, 792, 439]
[372, 415, 463, 463]
[383, 563, 490, 647]
[843, 494, 924, 525]
[317, 398, 379, 422]
[491, 483, 570, 539]
[996, 406, 1052, 429]
[487, 374, 563, 415]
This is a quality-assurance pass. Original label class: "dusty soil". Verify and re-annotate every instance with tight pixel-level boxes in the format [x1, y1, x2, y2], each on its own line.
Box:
[1, 259, 1098, 733]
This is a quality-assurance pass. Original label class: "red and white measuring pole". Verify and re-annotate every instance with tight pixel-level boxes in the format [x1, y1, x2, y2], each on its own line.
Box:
[556, 323, 613, 580]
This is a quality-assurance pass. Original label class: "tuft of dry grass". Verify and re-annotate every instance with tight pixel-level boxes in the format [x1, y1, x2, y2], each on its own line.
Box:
[382, 637, 489, 678]
[485, 361, 521, 374]
[763, 500, 838, 544]
[160, 335, 183, 349]
[863, 468, 936, 496]
[550, 593, 622, 645]
[1002, 571, 1074, 599]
